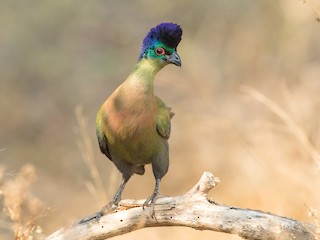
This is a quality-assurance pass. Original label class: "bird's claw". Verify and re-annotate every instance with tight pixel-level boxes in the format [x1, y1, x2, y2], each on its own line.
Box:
[99, 201, 119, 216]
[78, 201, 118, 224]
[142, 193, 159, 218]
[78, 211, 103, 224]
[101, 201, 117, 212]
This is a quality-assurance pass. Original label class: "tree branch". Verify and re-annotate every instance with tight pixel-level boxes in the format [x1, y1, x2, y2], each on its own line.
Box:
[46, 172, 318, 240]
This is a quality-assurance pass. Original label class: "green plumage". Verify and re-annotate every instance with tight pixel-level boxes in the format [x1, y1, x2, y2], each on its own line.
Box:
[96, 23, 182, 215]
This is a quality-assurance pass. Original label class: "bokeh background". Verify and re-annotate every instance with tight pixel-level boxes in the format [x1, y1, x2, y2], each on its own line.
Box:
[1, 0, 320, 239]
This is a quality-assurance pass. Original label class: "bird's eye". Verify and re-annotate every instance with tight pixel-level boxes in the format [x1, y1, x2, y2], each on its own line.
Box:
[155, 47, 165, 56]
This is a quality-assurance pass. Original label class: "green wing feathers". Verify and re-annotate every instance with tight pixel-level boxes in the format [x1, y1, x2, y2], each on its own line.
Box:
[96, 113, 112, 160]
[156, 97, 174, 139]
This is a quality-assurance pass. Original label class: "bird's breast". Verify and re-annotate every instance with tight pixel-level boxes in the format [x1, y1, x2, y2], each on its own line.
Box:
[101, 93, 161, 165]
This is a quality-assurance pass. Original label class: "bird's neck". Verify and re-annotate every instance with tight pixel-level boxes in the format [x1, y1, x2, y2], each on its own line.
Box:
[134, 58, 166, 76]
[127, 58, 166, 95]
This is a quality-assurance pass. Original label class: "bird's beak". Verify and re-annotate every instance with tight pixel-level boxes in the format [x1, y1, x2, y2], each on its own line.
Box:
[166, 51, 181, 67]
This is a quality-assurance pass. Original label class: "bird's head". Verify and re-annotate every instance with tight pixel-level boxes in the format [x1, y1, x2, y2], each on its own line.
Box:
[138, 23, 182, 67]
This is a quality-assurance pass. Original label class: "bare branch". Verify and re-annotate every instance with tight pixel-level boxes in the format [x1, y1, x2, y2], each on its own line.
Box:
[46, 172, 318, 240]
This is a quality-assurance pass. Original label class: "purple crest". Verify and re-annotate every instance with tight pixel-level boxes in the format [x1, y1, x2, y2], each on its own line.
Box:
[139, 22, 182, 60]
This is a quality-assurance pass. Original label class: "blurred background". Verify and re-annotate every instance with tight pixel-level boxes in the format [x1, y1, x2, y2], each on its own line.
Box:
[1, 0, 320, 239]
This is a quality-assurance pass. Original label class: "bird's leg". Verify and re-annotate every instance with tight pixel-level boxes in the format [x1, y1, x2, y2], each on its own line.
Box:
[101, 175, 130, 212]
[143, 178, 160, 217]
[79, 175, 130, 223]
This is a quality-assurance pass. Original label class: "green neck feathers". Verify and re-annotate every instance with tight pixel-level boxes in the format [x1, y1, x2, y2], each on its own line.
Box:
[133, 58, 167, 79]
[124, 58, 167, 96]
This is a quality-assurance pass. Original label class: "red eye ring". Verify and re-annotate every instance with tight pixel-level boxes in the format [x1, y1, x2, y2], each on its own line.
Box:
[155, 47, 165, 56]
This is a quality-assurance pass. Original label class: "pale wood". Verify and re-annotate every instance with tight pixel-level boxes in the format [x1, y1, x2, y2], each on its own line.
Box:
[46, 172, 318, 240]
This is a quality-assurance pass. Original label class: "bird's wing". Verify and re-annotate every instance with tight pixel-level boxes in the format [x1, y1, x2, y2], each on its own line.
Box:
[96, 114, 112, 160]
[156, 97, 174, 139]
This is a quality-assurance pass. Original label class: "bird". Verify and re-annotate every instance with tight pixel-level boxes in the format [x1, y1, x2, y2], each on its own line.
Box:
[95, 22, 183, 215]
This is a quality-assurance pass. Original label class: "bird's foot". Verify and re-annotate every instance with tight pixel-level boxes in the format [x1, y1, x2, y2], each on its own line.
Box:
[78, 211, 104, 224]
[78, 201, 118, 224]
[142, 192, 160, 218]
[99, 201, 118, 215]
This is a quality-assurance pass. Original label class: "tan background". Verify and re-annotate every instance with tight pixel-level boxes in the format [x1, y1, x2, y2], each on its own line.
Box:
[1, 0, 320, 239]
